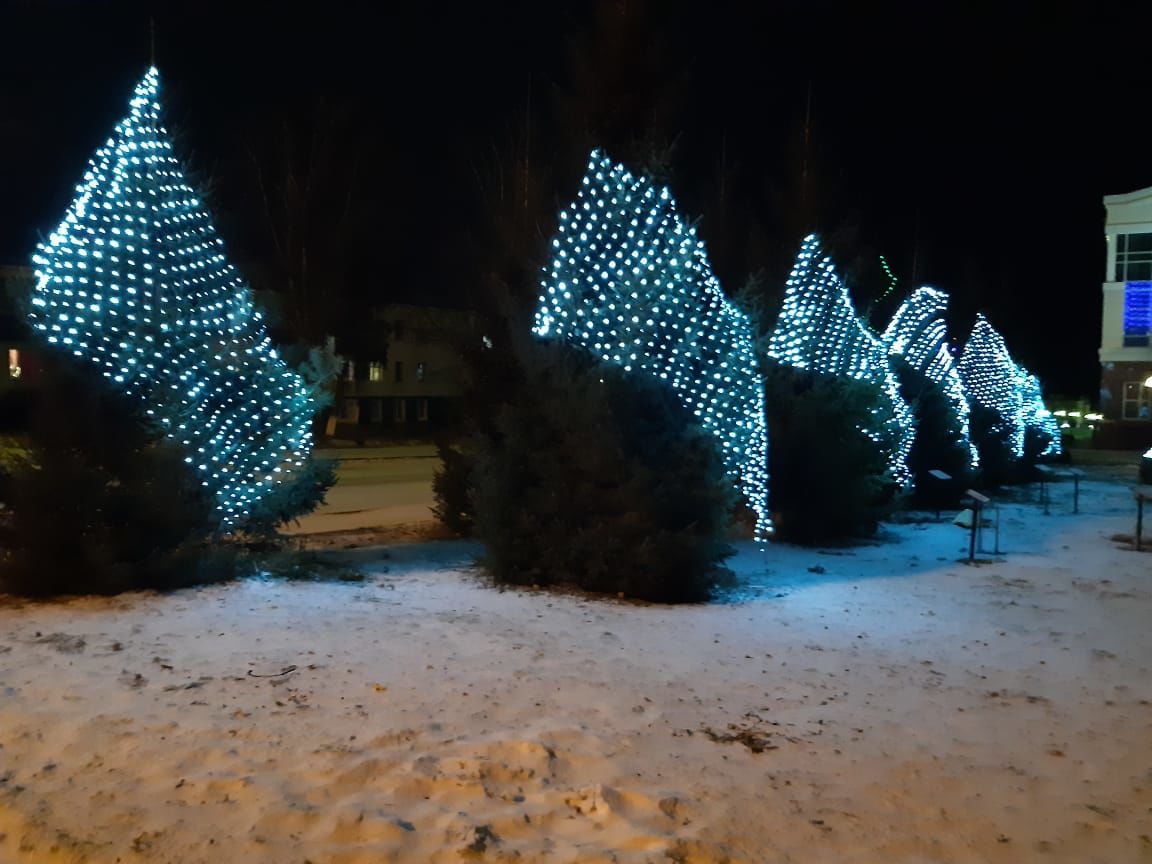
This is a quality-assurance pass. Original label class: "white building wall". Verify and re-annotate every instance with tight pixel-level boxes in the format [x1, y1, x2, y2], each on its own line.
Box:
[1101, 187, 1152, 362]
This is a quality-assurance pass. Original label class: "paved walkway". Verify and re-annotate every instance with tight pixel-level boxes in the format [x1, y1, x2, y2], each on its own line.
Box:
[285, 445, 440, 535]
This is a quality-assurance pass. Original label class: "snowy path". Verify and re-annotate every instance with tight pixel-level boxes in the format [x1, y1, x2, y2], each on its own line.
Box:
[1, 474, 1150, 862]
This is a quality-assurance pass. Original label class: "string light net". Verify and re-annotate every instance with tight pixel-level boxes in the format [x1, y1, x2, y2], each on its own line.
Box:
[882, 286, 979, 468]
[1017, 367, 1062, 458]
[767, 235, 914, 485]
[533, 150, 771, 537]
[29, 68, 315, 529]
[958, 313, 1060, 459]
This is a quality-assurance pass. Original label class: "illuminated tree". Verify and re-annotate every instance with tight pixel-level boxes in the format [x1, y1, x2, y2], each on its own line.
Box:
[1018, 367, 1062, 458]
[28, 68, 319, 530]
[883, 286, 979, 469]
[958, 313, 1061, 464]
[767, 235, 914, 485]
[958, 315, 1022, 456]
[533, 150, 770, 536]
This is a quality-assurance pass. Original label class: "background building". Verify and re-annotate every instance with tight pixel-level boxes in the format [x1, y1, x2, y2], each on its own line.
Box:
[1099, 186, 1152, 447]
[0, 266, 39, 428]
[331, 303, 477, 441]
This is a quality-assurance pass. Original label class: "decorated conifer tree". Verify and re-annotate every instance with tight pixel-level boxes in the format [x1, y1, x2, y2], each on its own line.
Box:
[1017, 368, 1062, 458]
[958, 314, 1025, 459]
[532, 150, 770, 536]
[883, 286, 979, 469]
[767, 235, 915, 485]
[28, 68, 321, 531]
[958, 313, 1061, 475]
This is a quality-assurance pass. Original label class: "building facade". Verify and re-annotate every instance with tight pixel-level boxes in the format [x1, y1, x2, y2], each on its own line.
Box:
[330, 302, 477, 440]
[1100, 187, 1152, 447]
[0, 267, 40, 423]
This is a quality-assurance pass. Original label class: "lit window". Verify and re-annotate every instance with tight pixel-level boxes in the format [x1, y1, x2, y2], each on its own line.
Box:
[344, 360, 355, 382]
[1117, 233, 1152, 281]
[8, 348, 20, 379]
[1124, 282, 1152, 347]
[416, 361, 425, 381]
[369, 361, 384, 382]
[394, 360, 404, 383]
[1122, 381, 1152, 420]
[393, 398, 407, 422]
[417, 397, 429, 421]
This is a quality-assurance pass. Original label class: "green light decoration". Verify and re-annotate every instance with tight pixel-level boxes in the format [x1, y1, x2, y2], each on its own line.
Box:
[28, 68, 317, 529]
[877, 255, 899, 305]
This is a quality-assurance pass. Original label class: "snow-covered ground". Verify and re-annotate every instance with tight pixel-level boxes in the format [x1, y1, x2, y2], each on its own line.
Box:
[1, 469, 1150, 863]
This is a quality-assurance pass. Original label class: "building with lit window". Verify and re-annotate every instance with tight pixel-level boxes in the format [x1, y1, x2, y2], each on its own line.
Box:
[0, 266, 39, 421]
[1101, 187, 1152, 416]
[331, 303, 477, 440]
[1099, 186, 1152, 446]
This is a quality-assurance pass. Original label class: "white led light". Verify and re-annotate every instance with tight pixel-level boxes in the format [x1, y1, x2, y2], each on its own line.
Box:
[532, 150, 771, 537]
[767, 235, 915, 486]
[28, 67, 317, 529]
[958, 314, 1061, 460]
[882, 287, 979, 469]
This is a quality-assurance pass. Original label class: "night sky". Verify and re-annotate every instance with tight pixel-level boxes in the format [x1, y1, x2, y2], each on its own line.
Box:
[2, 1, 1149, 397]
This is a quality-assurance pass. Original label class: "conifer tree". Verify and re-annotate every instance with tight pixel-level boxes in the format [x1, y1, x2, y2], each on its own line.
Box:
[1018, 369, 1062, 458]
[883, 286, 979, 469]
[28, 68, 323, 530]
[957, 314, 1025, 460]
[958, 313, 1061, 465]
[533, 150, 770, 536]
[767, 235, 915, 485]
